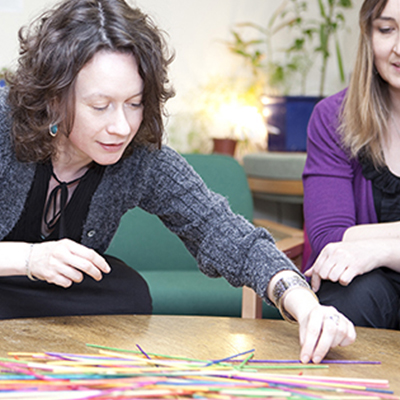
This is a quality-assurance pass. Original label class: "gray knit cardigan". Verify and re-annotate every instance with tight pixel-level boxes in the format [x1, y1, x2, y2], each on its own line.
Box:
[0, 87, 299, 304]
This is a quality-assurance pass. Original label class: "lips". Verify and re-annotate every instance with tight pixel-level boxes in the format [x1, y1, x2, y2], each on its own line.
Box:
[99, 142, 125, 151]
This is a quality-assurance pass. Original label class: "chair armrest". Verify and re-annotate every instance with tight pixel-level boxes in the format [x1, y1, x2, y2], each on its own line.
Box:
[254, 218, 304, 258]
[253, 218, 303, 237]
[247, 177, 303, 196]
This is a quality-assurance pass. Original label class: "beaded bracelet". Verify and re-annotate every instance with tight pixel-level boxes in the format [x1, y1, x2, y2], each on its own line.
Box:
[25, 244, 37, 281]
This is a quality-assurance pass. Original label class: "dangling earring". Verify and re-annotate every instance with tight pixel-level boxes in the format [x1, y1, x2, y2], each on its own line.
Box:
[49, 124, 58, 137]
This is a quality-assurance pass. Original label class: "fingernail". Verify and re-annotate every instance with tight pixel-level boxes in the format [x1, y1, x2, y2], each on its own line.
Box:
[300, 355, 310, 364]
[313, 356, 322, 364]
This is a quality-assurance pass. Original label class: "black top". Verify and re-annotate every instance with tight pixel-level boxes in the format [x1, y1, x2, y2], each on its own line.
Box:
[361, 157, 400, 223]
[0, 162, 152, 319]
[4, 162, 105, 243]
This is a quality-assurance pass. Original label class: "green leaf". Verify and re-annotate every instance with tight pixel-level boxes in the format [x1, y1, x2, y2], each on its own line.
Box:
[339, 0, 352, 8]
[317, 0, 327, 19]
[335, 35, 345, 82]
[288, 38, 305, 51]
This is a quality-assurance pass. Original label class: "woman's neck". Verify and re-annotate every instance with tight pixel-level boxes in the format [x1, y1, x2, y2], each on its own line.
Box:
[389, 87, 400, 117]
[51, 152, 91, 182]
[52, 137, 92, 182]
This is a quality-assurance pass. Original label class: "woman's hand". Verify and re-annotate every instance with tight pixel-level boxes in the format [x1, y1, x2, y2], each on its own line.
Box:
[28, 239, 110, 287]
[282, 286, 356, 364]
[268, 271, 356, 364]
[305, 239, 391, 292]
[297, 303, 356, 364]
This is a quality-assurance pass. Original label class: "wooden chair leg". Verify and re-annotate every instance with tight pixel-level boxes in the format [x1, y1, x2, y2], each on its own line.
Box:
[241, 286, 263, 319]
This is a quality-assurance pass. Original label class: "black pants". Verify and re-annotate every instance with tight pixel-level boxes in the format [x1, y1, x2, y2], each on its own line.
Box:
[0, 255, 152, 319]
[317, 268, 400, 329]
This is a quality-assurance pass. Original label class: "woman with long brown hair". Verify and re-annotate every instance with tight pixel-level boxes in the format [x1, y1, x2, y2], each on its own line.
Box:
[304, 0, 400, 329]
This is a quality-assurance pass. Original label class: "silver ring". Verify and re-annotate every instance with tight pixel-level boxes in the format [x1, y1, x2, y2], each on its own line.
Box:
[328, 314, 340, 325]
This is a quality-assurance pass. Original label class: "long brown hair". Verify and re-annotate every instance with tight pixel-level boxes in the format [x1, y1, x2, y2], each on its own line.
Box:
[340, 0, 389, 167]
[7, 0, 175, 162]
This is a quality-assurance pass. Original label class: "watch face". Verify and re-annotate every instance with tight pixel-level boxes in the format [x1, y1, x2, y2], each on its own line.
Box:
[281, 280, 290, 290]
[273, 275, 309, 304]
[272, 275, 313, 323]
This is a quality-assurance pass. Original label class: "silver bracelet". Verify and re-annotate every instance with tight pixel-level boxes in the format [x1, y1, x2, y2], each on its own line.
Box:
[272, 274, 314, 323]
[25, 244, 37, 281]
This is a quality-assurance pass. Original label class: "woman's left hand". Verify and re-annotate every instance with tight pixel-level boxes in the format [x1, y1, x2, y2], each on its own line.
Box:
[305, 240, 383, 292]
[269, 272, 356, 364]
[297, 303, 356, 364]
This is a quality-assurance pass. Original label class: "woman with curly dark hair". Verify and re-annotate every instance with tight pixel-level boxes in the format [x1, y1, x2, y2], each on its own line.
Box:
[8, 0, 172, 162]
[0, 0, 355, 364]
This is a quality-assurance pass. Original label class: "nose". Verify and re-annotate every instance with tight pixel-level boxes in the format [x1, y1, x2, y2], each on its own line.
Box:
[394, 33, 400, 55]
[107, 107, 131, 136]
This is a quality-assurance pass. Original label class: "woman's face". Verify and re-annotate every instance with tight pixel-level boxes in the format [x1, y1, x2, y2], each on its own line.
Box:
[372, 0, 400, 93]
[64, 50, 144, 167]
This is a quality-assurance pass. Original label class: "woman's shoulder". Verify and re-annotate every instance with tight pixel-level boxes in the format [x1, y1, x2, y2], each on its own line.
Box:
[121, 144, 182, 166]
[99, 144, 199, 210]
[314, 88, 347, 116]
[105, 144, 188, 185]
[309, 88, 347, 139]
[131, 144, 187, 168]
[0, 86, 9, 103]
[304, 89, 353, 164]
[0, 87, 13, 148]
[0, 86, 10, 122]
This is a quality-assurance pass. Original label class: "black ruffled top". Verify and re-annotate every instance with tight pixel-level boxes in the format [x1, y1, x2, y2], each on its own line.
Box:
[360, 156, 400, 222]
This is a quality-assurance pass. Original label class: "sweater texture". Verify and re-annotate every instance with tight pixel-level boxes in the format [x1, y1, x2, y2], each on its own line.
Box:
[0, 87, 299, 304]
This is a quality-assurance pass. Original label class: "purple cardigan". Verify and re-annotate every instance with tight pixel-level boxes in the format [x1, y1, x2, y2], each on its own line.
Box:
[302, 89, 378, 270]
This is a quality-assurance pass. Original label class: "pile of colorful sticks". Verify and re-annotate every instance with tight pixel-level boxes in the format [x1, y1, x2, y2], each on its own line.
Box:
[0, 344, 395, 400]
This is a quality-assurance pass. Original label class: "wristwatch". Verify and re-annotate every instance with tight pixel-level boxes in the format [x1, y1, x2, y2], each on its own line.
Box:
[272, 274, 312, 323]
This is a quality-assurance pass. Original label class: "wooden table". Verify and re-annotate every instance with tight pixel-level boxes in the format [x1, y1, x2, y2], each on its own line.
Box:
[0, 314, 399, 395]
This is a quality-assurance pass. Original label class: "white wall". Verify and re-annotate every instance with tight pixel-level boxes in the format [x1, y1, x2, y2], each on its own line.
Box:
[0, 0, 362, 149]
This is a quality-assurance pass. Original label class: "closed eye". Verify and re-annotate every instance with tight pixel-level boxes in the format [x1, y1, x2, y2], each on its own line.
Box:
[92, 105, 109, 111]
[128, 102, 142, 108]
[374, 16, 397, 35]
[379, 26, 395, 34]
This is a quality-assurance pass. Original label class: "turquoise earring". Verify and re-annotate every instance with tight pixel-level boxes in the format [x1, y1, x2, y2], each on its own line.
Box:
[49, 124, 58, 137]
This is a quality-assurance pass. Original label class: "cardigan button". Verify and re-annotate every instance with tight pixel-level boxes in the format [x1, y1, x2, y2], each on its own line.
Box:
[87, 230, 96, 238]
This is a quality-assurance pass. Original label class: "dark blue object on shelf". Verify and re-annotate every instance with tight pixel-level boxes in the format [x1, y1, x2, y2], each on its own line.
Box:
[265, 96, 322, 152]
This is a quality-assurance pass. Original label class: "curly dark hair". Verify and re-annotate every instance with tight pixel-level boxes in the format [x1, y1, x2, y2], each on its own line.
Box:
[7, 0, 175, 162]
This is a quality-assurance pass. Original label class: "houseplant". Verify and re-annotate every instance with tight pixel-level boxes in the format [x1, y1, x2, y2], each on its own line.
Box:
[226, 0, 353, 151]
[228, 0, 353, 97]
[227, 0, 312, 97]
[169, 77, 268, 158]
